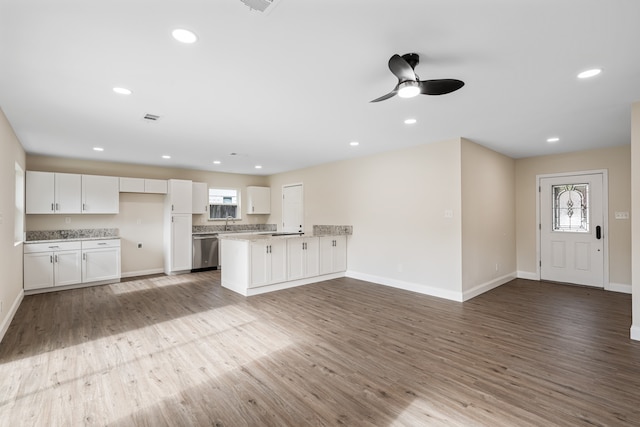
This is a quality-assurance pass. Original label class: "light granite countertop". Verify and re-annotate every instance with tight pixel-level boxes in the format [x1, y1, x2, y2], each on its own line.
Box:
[25, 236, 121, 244]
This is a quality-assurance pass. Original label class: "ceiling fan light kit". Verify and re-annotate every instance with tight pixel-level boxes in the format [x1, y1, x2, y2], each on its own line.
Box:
[397, 81, 421, 98]
[371, 53, 464, 102]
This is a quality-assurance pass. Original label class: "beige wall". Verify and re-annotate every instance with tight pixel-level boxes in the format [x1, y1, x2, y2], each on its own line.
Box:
[0, 108, 26, 340]
[461, 139, 516, 295]
[26, 155, 269, 276]
[268, 139, 465, 300]
[631, 102, 640, 340]
[514, 145, 631, 287]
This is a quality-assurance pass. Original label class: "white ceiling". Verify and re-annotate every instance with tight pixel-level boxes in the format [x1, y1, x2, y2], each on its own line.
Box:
[1, 0, 640, 175]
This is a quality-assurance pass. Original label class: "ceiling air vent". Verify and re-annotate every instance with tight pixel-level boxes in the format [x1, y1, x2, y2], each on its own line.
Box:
[143, 113, 160, 121]
[239, 0, 275, 12]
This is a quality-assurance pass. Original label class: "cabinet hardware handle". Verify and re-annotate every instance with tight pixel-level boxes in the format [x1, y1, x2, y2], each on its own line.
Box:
[172, 204, 174, 211]
[50, 255, 53, 263]
[48, 245, 59, 249]
[55, 203, 59, 211]
[51, 203, 54, 211]
[83, 253, 86, 261]
[54, 254, 58, 263]
[83, 203, 86, 211]
[98, 242, 107, 245]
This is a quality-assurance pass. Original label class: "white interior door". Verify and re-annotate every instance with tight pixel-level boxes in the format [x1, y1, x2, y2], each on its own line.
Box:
[282, 184, 303, 233]
[540, 173, 604, 287]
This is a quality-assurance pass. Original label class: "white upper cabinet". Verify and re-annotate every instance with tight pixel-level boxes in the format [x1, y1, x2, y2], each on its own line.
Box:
[82, 175, 119, 214]
[192, 182, 209, 214]
[26, 171, 81, 214]
[167, 179, 193, 214]
[246, 186, 270, 214]
[119, 177, 145, 193]
[144, 179, 168, 194]
[120, 177, 168, 194]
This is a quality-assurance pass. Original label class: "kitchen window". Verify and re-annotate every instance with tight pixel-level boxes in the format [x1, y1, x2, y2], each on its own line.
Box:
[208, 188, 241, 220]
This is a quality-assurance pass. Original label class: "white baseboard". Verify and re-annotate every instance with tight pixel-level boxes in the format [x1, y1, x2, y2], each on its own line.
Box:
[517, 271, 539, 281]
[0, 289, 24, 344]
[462, 272, 517, 301]
[631, 325, 640, 341]
[345, 271, 464, 302]
[121, 268, 165, 278]
[605, 282, 632, 294]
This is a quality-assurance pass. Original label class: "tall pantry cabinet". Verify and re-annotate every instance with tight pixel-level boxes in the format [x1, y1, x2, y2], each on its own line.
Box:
[164, 179, 193, 274]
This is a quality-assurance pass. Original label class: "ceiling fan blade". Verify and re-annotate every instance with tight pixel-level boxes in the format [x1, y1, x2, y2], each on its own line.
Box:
[419, 79, 465, 95]
[388, 54, 416, 82]
[370, 90, 398, 103]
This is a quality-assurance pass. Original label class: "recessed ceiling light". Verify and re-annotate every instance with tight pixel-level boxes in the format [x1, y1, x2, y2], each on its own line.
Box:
[213, 160, 221, 165]
[255, 165, 263, 169]
[350, 141, 359, 146]
[547, 137, 560, 143]
[172, 29, 198, 44]
[113, 87, 132, 95]
[162, 155, 171, 159]
[577, 68, 602, 79]
[404, 118, 417, 125]
[93, 147, 104, 152]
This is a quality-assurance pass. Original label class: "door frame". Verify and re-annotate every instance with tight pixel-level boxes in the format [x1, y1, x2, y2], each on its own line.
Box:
[536, 169, 609, 288]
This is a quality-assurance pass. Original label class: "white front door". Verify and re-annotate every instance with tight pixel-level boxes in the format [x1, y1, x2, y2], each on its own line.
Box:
[540, 173, 605, 287]
[282, 184, 303, 233]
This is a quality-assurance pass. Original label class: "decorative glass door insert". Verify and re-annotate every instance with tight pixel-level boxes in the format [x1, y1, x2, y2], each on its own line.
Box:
[552, 183, 589, 232]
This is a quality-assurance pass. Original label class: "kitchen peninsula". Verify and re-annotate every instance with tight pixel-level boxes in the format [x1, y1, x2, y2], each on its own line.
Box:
[220, 226, 351, 296]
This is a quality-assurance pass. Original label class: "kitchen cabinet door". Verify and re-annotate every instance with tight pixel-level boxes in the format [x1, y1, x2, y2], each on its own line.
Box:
[246, 186, 270, 214]
[192, 182, 209, 214]
[269, 239, 287, 284]
[168, 179, 193, 214]
[169, 214, 192, 272]
[287, 237, 319, 280]
[319, 236, 347, 275]
[82, 175, 119, 214]
[250, 240, 287, 287]
[24, 252, 55, 290]
[26, 171, 54, 214]
[55, 173, 82, 213]
[54, 250, 82, 286]
[26, 171, 81, 214]
[119, 177, 145, 193]
[82, 250, 120, 283]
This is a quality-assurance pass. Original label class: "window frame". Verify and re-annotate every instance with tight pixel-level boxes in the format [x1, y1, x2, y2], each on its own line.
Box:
[208, 187, 242, 221]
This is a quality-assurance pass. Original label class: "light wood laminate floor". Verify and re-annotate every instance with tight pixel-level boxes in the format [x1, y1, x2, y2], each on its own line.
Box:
[1, 273, 639, 426]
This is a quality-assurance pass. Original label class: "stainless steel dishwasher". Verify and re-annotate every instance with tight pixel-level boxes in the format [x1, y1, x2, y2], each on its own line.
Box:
[192, 234, 219, 271]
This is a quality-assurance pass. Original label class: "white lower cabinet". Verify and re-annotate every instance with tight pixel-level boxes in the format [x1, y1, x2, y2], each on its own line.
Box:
[319, 235, 347, 275]
[165, 214, 192, 274]
[82, 240, 121, 283]
[24, 239, 120, 292]
[250, 239, 287, 288]
[24, 242, 82, 291]
[287, 237, 319, 280]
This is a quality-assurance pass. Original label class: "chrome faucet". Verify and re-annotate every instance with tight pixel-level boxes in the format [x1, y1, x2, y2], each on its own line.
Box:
[225, 216, 232, 231]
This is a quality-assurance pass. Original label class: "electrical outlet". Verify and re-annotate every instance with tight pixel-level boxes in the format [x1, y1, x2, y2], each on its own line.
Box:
[137, 242, 143, 249]
[65, 217, 71, 224]
[444, 209, 454, 218]
[495, 263, 499, 272]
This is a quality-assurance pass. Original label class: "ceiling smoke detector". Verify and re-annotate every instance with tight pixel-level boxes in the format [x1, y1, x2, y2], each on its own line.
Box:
[239, 0, 275, 12]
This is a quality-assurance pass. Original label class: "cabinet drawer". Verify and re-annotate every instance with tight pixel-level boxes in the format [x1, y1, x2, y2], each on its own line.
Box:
[82, 239, 121, 249]
[24, 241, 82, 253]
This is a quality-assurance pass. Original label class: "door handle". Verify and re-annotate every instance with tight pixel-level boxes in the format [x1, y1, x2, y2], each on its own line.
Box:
[596, 225, 602, 240]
